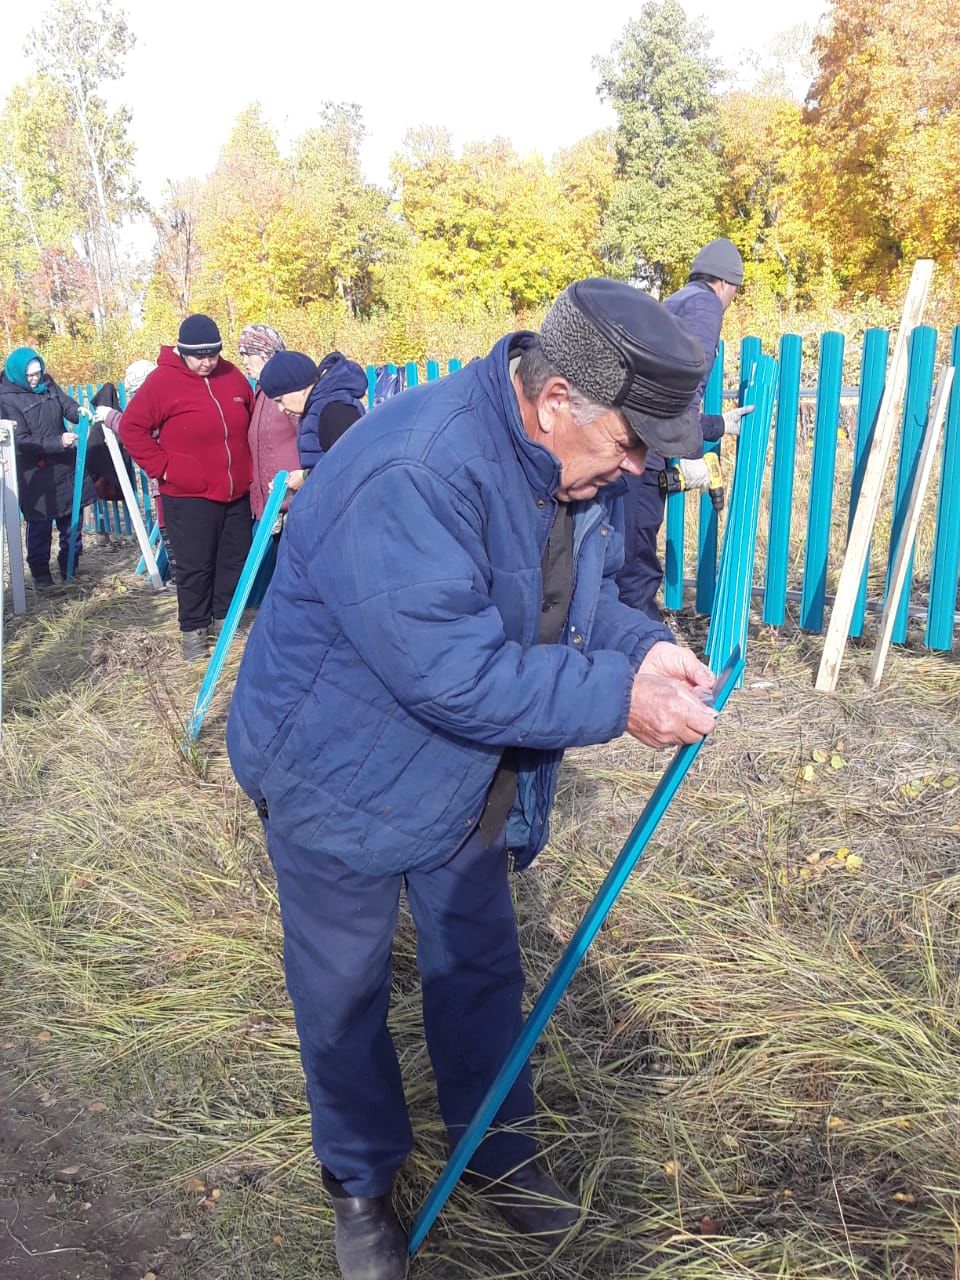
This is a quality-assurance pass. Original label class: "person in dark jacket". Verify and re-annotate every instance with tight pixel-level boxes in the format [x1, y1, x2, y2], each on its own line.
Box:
[119, 315, 255, 660]
[616, 238, 753, 618]
[227, 279, 718, 1280]
[0, 346, 93, 589]
[258, 349, 366, 470]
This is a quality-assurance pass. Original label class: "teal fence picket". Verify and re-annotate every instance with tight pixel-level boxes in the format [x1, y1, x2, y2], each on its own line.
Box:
[886, 325, 937, 645]
[926, 326, 960, 651]
[799, 332, 845, 632]
[762, 334, 802, 626]
[695, 341, 724, 615]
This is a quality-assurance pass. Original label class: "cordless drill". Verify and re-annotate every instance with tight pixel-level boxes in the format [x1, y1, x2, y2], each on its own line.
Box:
[658, 452, 725, 512]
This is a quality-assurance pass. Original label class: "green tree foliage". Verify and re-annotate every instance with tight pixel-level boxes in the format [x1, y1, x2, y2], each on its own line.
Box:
[596, 0, 723, 292]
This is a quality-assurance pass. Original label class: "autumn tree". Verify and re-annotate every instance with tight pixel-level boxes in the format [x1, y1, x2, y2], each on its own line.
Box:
[805, 0, 960, 290]
[596, 0, 723, 292]
[28, 0, 141, 325]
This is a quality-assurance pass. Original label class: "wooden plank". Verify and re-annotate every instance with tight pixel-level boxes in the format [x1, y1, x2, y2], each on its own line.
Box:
[815, 259, 934, 692]
[868, 364, 954, 686]
[102, 426, 164, 591]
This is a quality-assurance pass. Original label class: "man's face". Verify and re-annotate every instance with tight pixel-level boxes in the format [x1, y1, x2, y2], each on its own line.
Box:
[717, 281, 738, 311]
[275, 387, 311, 418]
[183, 352, 220, 376]
[537, 384, 648, 502]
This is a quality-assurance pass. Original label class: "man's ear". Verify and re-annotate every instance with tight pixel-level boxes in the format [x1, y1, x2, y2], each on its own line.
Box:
[536, 376, 571, 435]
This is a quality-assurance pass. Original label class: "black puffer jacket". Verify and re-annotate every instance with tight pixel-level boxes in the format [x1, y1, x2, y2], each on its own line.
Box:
[0, 374, 93, 521]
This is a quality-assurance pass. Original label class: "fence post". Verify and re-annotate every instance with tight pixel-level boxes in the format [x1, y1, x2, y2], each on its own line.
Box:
[926, 325, 960, 651]
[65, 413, 90, 582]
[0, 421, 26, 615]
[405, 361, 419, 388]
[799, 331, 845, 632]
[365, 364, 377, 409]
[885, 325, 937, 645]
[447, 359, 462, 375]
[695, 340, 724, 615]
[762, 334, 802, 626]
[849, 328, 890, 638]
[426, 360, 440, 382]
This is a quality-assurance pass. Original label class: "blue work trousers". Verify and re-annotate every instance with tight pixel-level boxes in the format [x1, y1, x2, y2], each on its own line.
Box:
[264, 821, 535, 1197]
[615, 470, 666, 620]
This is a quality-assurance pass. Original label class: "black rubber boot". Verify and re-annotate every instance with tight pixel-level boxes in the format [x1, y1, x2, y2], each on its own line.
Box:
[180, 628, 209, 662]
[467, 1161, 580, 1237]
[323, 1170, 408, 1280]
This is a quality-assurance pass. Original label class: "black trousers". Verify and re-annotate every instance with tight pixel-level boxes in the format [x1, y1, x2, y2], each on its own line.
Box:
[615, 471, 666, 620]
[161, 494, 252, 632]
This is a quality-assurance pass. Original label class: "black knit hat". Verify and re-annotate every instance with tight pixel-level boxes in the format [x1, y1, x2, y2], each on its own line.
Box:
[258, 351, 319, 398]
[539, 279, 707, 457]
[177, 314, 222, 356]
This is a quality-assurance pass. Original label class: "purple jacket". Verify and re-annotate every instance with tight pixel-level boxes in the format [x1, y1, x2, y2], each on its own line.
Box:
[249, 390, 300, 519]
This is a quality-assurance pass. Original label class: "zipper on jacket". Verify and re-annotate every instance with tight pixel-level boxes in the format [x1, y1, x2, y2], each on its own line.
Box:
[205, 377, 234, 499]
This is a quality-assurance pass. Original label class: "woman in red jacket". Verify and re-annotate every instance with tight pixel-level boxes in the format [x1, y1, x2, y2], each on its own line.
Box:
[120, 315, 255, 660]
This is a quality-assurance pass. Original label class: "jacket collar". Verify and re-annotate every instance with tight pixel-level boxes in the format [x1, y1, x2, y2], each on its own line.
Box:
[482, 332, 563, 500]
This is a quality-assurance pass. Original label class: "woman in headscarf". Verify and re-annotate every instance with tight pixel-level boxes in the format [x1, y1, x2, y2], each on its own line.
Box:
[238, 324, 306, 521]
[0, 346, 93, 589]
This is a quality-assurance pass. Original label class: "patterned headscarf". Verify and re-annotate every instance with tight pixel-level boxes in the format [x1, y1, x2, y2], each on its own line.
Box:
[238, 324, 286, 359]
[124, 359, 156, 398]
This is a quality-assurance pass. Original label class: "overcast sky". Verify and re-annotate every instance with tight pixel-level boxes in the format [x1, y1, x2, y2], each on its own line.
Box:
[11, 0, 829, 200]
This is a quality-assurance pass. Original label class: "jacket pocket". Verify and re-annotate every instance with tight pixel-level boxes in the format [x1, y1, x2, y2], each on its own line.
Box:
[163, 451, 207, 495]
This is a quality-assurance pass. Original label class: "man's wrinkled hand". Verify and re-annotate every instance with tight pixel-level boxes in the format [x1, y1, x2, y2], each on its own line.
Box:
[640, 641, 714, 691]
[626, 670, 717, 748]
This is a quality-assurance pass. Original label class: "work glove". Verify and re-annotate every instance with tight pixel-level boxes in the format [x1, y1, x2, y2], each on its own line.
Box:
[93, 404, 112, 424]
[679, 458, 711, 491]
[722, 404, 755, 437]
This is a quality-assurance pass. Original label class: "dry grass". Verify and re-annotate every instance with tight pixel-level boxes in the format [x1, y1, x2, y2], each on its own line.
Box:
[1, 547, 959, 1279]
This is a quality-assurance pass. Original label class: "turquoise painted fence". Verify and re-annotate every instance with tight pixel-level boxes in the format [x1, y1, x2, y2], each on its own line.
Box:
[63, 334, 960, 651]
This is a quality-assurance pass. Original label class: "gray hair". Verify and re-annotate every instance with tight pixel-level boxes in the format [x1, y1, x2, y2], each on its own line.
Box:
[517, 337, 610, 428]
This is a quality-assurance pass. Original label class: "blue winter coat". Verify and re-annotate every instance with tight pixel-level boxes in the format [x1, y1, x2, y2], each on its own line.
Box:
[297, 351, 367, 467]
[226, 333, 674, 877]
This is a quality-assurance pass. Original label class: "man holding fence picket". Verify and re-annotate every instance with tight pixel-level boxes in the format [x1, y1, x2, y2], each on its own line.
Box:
[227, 279, 718, 1280]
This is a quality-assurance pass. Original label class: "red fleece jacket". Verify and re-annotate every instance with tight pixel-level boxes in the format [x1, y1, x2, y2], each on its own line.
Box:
[119, 346, 254, 503]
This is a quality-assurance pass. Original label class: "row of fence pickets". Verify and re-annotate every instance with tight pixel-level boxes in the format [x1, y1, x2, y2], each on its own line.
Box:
[64, 326, 960, 652]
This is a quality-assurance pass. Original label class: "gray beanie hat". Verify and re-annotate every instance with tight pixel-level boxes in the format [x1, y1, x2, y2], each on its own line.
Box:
[690, 238, 744, 286]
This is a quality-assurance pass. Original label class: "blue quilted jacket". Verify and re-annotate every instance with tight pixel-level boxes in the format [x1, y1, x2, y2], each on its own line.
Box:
[226, 333, 673, 875]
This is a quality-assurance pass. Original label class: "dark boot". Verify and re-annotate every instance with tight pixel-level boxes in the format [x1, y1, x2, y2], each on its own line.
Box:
[322, 1170, 407, 1280]
[31, 570, 55, 593]
[181, 628, 209, 662]
[467, 1161, 579, 1237]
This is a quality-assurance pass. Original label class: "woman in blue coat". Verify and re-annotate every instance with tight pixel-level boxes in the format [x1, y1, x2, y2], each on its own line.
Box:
[0, 347, 93, 588]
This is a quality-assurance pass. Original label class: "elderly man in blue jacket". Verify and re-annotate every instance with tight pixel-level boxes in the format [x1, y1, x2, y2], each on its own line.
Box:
[227, 279, 719, 1280]
[616, 238, 753, 618]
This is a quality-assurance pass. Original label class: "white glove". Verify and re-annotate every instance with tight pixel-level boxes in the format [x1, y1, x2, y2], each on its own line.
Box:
[722, 404, 754, 438]
[93, 404, 112, 424]
[679, 458, 710, 491]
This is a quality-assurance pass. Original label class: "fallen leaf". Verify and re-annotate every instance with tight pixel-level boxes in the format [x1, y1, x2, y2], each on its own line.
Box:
[36, 1030, 51, 1044]
[941, 775, 958, 788]
[663, 1159, 680, 1176]
[87, 1101, 107, 1114]
[835, 847, 850, 860]
[845, 854, 864, 872]
[208, 1188, 222, 1201]
[81, 1202, 92, 1211]
[892, 1191, 917, 1204]
[826, 1115, 846, 1132]
[830, 754, 846, 769]
[720, 1133, 740, 1151]
[183, 1176, 206, 1195]
[142, 1273, 158, 1280]
[272, 1235, 284, 1246]
[812, 748, 828, 764]
[806, 851, 822, 865]
[799, 867, 813, 880]
[802, 764, 815, 782]
[699, 1214, 722, 1234]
